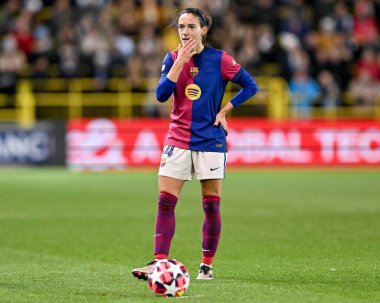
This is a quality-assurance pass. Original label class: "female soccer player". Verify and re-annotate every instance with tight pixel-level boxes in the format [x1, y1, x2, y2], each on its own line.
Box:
[132, 7, 258, 280]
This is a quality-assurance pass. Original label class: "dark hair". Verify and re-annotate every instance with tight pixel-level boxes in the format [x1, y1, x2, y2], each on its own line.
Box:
[174, 8, 212, 43]
[176, 7, 212, 29]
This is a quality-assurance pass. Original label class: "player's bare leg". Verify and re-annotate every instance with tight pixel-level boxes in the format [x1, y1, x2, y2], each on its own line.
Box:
[158, 176, 186, 198]
[200, 179, 222, 197]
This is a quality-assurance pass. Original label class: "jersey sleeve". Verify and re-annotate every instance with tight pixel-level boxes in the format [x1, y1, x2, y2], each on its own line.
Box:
[156, 52, 177, 102]
[161, 52, 174, 77]
[229, 68, 258, 107]
[221, 52, 241, 80]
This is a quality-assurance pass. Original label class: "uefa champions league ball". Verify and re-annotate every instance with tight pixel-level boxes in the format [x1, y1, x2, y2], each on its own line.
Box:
[147, 259, 190, 297]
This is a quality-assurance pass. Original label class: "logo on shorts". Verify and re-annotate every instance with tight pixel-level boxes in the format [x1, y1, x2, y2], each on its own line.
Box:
[210, 167, 220, 171]
[185, 84, 201, 100]
[160, 145, 174, 167]
[190, 67, 198, 77]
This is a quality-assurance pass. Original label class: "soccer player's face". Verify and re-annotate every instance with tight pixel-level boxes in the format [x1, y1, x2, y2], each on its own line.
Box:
[178, 13, 207, 46]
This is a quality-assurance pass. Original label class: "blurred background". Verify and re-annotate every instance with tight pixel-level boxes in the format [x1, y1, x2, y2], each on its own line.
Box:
[0, 0, 379, 169]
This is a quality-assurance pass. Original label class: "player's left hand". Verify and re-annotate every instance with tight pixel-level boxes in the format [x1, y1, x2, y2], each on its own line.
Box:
[214, 102, 233, 133]
[214, 112, 228, 133]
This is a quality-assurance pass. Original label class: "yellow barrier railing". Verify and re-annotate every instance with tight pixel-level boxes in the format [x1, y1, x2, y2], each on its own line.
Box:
[0, 77, 286, 126]
[1, 77, 379, 128]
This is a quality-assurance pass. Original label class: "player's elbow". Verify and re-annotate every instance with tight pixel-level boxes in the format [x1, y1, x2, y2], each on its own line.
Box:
[247, 81, 258, 97]
[156, 89, 169, 103]
[156, 79, 175, 102]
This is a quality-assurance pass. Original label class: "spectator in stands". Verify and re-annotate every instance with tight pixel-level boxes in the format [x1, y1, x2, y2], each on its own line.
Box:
[256, 24, 278, 66]
[313, 0, 336, 22]
[289, 68, 320, 118]
[317, 69, 341, 109]
[332, 0, 353, 35]
[47, 0, 73, 34]
[11, 11, 35, 59]
[58, 42, 79, 78]
[212, 9, 240, 53]
[279, 0, 312, 41]
[136, 23, 163, 59]
[352, 0, 379, 46]
[355, 47, 380, 81]
[113, 29, 135, 63]
[126, 54, 144, 92]
[0, 0, 21, 36]
[348, 69, 379, 108]
[140, 0, 161, 26]
[251, 0, 278, 29]
[75, 0, 108, 10]
[32, 56, 50, 79]
[282, 41, 310, 82]
[0, 34, 26, 106]
[236, 36, 261, 76]
[33, 22, 53, 59]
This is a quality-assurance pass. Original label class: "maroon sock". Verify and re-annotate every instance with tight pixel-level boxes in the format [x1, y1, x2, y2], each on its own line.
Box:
[201, 196, 221, 264]
[153, 191, 178, 257]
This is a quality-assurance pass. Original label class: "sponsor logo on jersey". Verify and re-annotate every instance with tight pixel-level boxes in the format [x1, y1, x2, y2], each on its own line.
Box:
[190, 67, 198, 77]
[185, 84, 201, 100]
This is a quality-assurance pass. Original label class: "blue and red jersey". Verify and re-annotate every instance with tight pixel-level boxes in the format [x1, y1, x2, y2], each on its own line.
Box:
[156, 46, 258, 152]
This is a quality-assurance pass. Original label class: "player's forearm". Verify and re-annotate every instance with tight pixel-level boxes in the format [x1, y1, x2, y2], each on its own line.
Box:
[220, 102, 234, 114]
[166, 60, 186, 82]
[156, 60, 188, 102]
[156, 76, 176, 102]
[156, 60, 186, 102]
[230, 69, 258, 107]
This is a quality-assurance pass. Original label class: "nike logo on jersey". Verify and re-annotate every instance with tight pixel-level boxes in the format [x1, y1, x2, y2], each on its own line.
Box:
[210, 167, 220, 171]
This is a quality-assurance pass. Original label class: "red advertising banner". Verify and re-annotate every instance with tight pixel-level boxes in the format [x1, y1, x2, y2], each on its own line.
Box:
[67, 118, 380, 170]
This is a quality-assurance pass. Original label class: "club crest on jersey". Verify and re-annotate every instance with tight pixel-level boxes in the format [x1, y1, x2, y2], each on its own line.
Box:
[190, 67, 198, 77]
[185, 84, 201, 100]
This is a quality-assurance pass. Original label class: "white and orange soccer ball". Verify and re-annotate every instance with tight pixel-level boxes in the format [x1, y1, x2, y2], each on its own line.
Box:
[147, 259, 190, 297]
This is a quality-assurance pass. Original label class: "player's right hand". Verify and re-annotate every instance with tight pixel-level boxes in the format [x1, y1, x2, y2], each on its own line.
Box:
[177, 38, 197, 64]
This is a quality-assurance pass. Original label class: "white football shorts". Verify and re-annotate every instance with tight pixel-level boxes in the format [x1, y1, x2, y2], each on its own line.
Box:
[158, 145, 228, 181]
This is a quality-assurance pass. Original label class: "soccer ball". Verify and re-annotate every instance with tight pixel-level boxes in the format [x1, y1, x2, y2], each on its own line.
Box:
[147, 259, 190, 297]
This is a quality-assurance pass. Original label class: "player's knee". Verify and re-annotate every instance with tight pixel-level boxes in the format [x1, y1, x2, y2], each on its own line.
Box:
[202, 196, 220, 214]
[158, 191, 178, 215]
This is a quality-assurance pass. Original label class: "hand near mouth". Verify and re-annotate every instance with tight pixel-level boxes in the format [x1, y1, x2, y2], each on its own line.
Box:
[166, 38, 199, 82]
[177, 38, 198, 65]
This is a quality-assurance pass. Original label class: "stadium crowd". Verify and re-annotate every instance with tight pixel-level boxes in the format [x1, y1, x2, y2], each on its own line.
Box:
[0, 0, 380, 116]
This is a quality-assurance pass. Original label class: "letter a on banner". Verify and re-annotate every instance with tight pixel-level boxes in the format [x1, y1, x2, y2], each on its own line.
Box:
[131, 129, 161, 163]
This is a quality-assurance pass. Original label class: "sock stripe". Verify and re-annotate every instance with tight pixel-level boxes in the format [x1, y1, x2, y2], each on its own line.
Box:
[159, 191, 178, 202]
[202, 195, 221, 203]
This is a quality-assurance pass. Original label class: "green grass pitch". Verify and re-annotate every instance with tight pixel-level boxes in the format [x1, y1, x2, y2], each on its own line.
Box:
[0, 168, 379, 302]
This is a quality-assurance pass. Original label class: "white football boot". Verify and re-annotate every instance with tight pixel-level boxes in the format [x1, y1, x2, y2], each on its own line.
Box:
[196, 263, 214, 280]
[132, 261, 156, 280]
